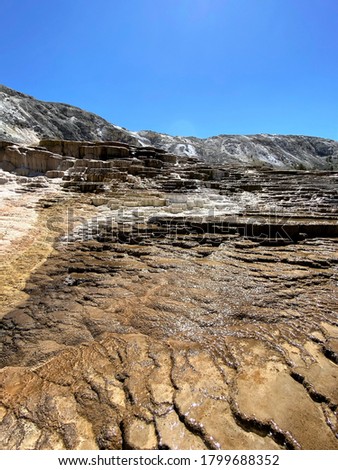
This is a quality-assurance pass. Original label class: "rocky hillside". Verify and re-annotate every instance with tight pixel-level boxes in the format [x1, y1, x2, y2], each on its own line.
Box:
[1, 84, 338, 169]
[0, 85, 143, 147]
[140, 131, 338, 169]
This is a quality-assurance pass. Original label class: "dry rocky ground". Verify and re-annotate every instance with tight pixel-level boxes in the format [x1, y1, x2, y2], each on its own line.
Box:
[0, 140, 337, 450]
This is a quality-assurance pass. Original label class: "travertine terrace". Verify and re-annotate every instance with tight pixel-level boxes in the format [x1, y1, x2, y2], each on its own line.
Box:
[0, 138, 337, 450]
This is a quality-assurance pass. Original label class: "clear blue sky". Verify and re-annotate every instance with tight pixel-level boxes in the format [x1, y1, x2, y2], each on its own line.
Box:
[1, 0, 338, 139]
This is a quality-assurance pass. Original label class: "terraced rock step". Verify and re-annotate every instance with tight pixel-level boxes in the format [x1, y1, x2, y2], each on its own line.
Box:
[0, 138, 337, 450]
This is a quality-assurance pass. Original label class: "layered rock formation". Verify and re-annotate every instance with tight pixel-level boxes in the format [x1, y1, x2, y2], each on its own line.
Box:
[0, 138, 337, 450]
[1, 84, 338, 169]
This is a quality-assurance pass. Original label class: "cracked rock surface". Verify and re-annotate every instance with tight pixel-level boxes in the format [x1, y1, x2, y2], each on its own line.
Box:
[0, 141, 338, 450]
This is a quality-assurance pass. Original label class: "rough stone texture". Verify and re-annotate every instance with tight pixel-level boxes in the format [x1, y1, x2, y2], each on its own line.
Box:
[1, 145, 63, 174]
[0, 151, 337, 449]
[0, 135, 337, 450]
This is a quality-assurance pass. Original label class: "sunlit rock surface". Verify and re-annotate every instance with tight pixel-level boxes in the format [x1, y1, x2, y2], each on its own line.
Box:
[0, 139, 337, 450]
[2, 84, 338, 169]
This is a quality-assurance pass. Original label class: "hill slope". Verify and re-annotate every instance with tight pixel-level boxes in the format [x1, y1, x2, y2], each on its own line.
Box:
[0, 85, 143, 146]
[140, 130, 338, 169]
[1, 84, 338, 169]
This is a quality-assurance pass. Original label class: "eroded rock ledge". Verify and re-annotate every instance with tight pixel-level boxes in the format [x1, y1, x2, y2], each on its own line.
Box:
[0, 139, 337, 450]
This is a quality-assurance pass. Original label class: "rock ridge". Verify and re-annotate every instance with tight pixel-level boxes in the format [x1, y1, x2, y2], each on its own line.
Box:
[1, 84, 338, 169]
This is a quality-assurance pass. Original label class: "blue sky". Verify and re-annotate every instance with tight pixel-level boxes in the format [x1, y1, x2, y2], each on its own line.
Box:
[1, 0, 338, 139]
